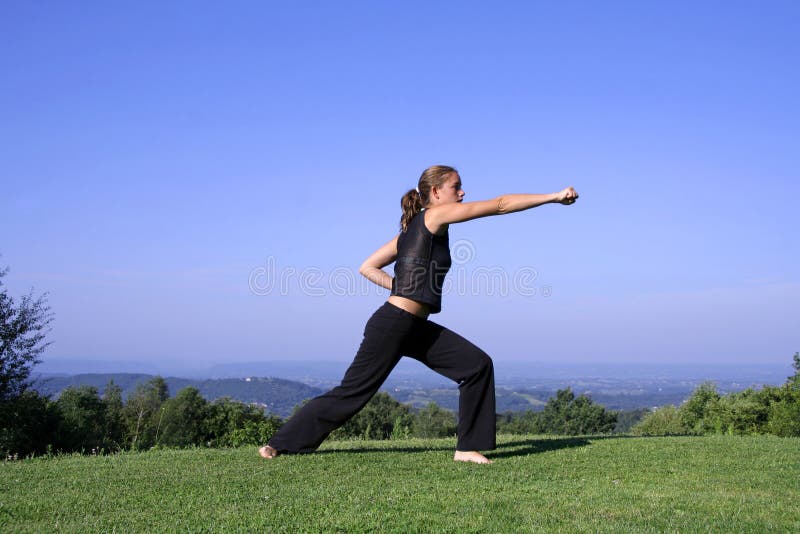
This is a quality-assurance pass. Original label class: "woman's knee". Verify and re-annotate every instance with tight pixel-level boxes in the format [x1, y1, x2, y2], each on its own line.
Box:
[479, 351, 494, 375]
[467, 348, 493, 377]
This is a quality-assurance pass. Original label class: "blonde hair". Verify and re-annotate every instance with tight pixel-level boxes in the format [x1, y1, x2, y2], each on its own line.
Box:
[399, 165, 458, 232]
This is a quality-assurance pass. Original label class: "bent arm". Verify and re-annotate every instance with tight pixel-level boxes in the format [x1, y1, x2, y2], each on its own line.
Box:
[427, 187, 578, 230]
[358, 235, 399, 291]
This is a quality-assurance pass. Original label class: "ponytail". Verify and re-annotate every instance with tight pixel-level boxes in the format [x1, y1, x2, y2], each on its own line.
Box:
[400, 189, 424, 232]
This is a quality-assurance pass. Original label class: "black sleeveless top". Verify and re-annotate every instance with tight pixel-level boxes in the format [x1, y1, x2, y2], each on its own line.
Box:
[391, 210, 452, 314]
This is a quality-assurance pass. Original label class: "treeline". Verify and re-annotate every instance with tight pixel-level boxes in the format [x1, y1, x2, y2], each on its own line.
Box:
[1, 379, 619, 457]
[1, 377, 282, 458]
[632, 353, 800, 437]
[4, 353, 796, 458]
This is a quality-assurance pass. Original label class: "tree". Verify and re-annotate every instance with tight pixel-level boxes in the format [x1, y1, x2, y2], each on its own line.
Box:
[204, 397, 253, 446]
[679, 382, 721, 434]
[57, 386, 106, 452]
[203, 397, 282, 447]
[0, 265, 53, 402]
[0, 390, 61, 457]
[226, 417, 283, 447]
[496, 409, 541, 435]
[102, 380, 125, 451]
[766, 354, 800, 436]
[331, 392, 413, 440]
[122, 376, 169, 449]
[412, 402, 457, 438]
[537, 388, 617, 435]
[789, 351, 800, 388]
[157, 387, 208, 447]
[766, 392, 800, 437]
[631, 405, 688, 436]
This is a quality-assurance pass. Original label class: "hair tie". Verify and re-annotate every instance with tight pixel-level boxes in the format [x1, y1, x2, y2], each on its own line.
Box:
[415, 186, 420, 194]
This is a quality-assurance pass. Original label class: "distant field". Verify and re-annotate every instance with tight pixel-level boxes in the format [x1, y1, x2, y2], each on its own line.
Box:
[2, 435, 798, 532]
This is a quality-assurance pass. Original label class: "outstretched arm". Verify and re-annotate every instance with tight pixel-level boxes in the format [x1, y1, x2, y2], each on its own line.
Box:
[425, 187, 578, 233]
[358, 235, 399, 290]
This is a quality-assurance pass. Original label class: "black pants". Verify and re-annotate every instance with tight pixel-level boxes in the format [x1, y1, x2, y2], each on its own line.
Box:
[268, 301, 496, 453]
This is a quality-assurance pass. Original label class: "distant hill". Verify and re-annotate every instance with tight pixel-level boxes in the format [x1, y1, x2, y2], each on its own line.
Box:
[389, 386, 550, 413]
[31, 373, 322, 417]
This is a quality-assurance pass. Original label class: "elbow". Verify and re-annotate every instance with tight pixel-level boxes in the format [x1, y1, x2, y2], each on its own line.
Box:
[358, 264, 372, 278]
[496, 196, 509, 214]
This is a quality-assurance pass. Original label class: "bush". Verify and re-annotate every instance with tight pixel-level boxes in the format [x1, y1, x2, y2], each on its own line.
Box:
[704, 388, 775, 435]
[613, 409, 650, 433]
[330, 392, 413, 440]
[766, 387, 800, 437]
[227, 418, 282, 447]
[412, 402, 456, 438]
[496, 389, 617, 435]
[670, 357, 800, 438]
[203, 397, 278, 447]
[538, 389, 617, 435]
[56, 386, 107, 452]
[631, 405, 687, 436]
[122, 377, 169, 450]
[496, 410, 540, 435]
[157, 387, 208, 447]
[767, 401, 800, 437]
[679, 382, 720, 434]
[0, 390, 61, 457]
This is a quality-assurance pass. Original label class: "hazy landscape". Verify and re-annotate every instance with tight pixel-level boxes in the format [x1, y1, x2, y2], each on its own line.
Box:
[33, 358, 793, 416]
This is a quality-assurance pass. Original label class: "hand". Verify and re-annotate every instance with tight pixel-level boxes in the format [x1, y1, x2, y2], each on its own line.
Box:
[556, 187, 579, 205]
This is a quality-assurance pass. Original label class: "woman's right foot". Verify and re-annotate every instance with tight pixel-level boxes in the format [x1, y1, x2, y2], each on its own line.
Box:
[259, 445, 279, 459]
[454, 450, 492, 464]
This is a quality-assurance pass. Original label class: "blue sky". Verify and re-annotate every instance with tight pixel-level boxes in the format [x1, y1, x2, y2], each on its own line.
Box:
[2, 1, 797, 373]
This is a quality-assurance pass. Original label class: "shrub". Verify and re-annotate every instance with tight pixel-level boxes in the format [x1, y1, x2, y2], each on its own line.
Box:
[412, 402, 456, 438]
[538, 389, 617, 435]
[330, 392, 413, 440]
[203, 397, 283, 447]
[157, 387, 208, 447]
[766, 387, 800, 437]
[227, 418, 282, 447]
[679, 382, 720, 434]
[0, 390, 61, 457]
[56, 386, 107, 452]
[704, 388, 773, 435]
[631, 405, 687, 436]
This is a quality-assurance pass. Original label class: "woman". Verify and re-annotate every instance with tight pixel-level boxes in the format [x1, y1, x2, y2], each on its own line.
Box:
[260, 165, 578, 464]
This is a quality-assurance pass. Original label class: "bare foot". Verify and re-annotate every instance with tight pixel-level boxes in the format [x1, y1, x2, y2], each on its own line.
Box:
[258, 445, 279, 459]
[454, 450, 493, 464]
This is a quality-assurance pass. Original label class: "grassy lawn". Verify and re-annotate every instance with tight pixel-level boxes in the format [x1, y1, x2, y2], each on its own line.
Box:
[2, 434, 798, 532]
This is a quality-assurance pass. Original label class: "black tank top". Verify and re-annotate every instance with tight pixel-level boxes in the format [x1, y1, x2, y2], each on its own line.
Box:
[391, 210, 452, 313]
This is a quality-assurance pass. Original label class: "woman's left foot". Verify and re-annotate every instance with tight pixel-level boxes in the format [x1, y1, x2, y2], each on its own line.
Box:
[259, 445, 279, 459]
[454, 450, 492, 464]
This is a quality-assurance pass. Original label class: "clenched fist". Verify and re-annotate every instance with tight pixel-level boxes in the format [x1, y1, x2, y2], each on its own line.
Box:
[556, 187, 579, 205]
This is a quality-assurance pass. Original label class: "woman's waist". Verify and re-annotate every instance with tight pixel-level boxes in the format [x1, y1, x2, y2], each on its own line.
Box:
[386, 296, 431, 319]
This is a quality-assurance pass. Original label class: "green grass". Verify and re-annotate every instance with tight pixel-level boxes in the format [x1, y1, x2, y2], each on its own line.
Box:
[2, 435, 799, 532]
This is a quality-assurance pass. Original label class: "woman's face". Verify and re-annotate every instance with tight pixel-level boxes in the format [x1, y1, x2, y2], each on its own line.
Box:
[432, 173, 465, 205]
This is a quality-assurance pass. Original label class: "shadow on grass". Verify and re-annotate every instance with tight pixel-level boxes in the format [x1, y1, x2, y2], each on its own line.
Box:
[313, 435, 630, 459]
[487, 437, 591, 459]
[314, 444, 453, 455]
[487, 434, 642, 459]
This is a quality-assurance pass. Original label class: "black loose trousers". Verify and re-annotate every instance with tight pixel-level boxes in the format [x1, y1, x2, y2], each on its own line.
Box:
[268, 301, 496, 453]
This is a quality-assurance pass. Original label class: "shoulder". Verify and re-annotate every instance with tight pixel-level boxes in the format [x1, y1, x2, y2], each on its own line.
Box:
[421, 209, 449, 237]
